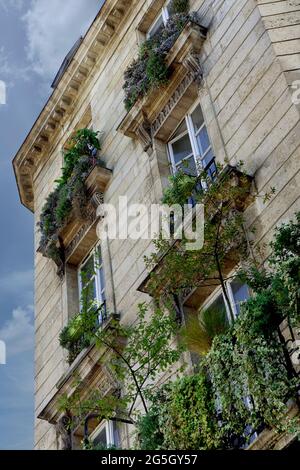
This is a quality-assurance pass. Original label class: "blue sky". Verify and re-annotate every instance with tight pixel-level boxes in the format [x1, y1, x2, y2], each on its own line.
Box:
[0, 0, 102, 450]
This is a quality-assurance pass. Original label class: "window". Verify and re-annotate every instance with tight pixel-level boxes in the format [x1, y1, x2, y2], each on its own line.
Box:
[229, 278, 250, 316]
[203, 276, 250, 322]
[147, 1, 172, 38]
[168, 102, 216, 177]
[90, 421, 118, 449]
[78, 245, 106, 324]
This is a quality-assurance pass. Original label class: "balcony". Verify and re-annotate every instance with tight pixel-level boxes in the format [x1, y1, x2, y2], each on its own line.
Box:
[37, 161, 112, 275]
[118, 18, 207, 151]
[138, 163, 254, 303]
[59, 301, 109, 365]
[38, 313, 121, 444]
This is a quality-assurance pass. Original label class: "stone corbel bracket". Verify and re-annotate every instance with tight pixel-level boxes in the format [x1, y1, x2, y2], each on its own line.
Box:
[182, 52, 203, 85]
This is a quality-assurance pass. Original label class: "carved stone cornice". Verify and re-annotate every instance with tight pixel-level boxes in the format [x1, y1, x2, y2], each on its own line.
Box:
[117, 21, 207, 149]
[13, 0, 130, 212]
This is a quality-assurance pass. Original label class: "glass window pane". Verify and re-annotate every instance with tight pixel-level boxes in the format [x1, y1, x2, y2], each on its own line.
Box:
[197, 126, 210, 154]
[166, 0, 175, 15]
[202, 150, 217, 181]
[93, 427, 107, 447]
[202, 149, 214, 168]
[172, 119, 188, 139]
[191, 105, 204, 133]
[81, 254, 95, 286]
[84, 279, 97, 306]
[95, 246, 102, 268]
[202, 294, 228, 335]
[99, 267, 105, 295]
[148, 14, 164, 38]
[171, 133, 193, 164]
[209, 294, 226, 314]
[177, 156, 197, 176]
[231, 279, 249, 315]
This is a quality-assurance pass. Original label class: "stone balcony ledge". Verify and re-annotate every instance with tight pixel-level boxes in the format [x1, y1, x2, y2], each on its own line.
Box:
[37, 163, 112, 272]
[138, 165, 254, 301]
[38, 314, 120, 425]
[117, 20, 207, 152]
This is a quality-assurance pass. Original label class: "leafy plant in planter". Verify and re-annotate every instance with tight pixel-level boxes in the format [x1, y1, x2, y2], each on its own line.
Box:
[123, 3, 201, 111]
[38, 129, 102, 271]
[170, 0, 190, 14]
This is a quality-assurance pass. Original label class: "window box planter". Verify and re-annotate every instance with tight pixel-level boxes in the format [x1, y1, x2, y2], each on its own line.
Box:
[60, 307, 119, 366]
[37, 163, 112, 274]
[118, 20, 207, 151]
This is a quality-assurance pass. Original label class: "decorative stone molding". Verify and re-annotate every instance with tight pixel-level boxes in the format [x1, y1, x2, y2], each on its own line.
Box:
[13, 0, 131, 212]
[151, 70, 196, 139]
[182, 52, 203, 84]
[55, 414, 72, 451]
[136, 115, 153, 152]
[117, 20, 207, 149]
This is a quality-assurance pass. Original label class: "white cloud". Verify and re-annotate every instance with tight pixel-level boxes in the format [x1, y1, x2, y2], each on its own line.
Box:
[0, 270, 33, 305]
[0, 305, 34, 357]
[23, 0, 102, 80]
[0, 46, 13, 76]
[0, 45, 31, 85]
[0, 0, 24, 11]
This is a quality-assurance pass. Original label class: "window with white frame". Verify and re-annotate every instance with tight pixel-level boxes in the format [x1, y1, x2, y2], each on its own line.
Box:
[78, 245, 106, 324]
[147, 0, 173, 38]
[168, 102, 216, 177]
[204, 276, 250, 322]
[90, 420, 118, 449]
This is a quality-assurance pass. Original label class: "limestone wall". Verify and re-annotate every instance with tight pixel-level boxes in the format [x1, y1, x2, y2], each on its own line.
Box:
[32, 0, 300, 449]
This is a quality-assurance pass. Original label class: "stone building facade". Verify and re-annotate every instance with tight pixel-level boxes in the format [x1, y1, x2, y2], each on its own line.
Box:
[13, 0, 300, 450]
